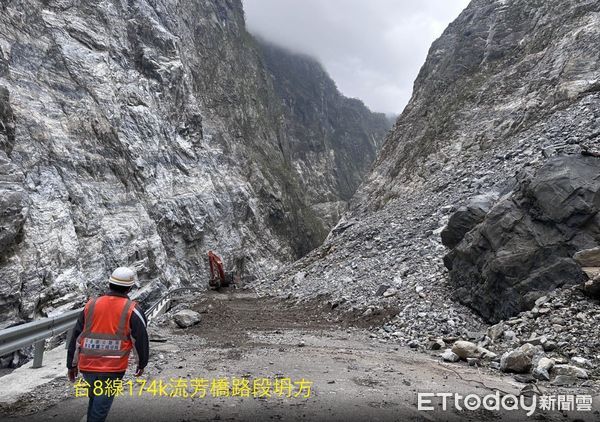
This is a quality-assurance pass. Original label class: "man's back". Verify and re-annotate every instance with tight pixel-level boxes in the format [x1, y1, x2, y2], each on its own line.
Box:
[85, 295, 131, 336]
[65, 274, 149, 422]
[67, 291, 149, 375]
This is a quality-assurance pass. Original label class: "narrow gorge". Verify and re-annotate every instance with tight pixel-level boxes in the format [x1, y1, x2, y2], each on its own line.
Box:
[0, 0, 389, 327]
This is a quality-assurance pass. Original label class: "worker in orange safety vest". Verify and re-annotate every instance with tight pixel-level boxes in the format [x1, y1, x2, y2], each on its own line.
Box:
[66, 267, 149, 422]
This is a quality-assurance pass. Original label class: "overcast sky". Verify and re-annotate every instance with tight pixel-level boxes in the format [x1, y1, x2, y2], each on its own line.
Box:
[242, 0, 470, 115]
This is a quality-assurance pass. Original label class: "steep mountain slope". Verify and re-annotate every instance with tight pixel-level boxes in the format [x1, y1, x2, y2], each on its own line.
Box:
[0, 0, 386, 326]
[357, 0, 600, 209]
[258, 39, 391, 227]
[258, 0, 600, 343]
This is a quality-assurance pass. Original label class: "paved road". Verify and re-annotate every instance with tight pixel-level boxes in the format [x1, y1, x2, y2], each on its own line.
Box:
[2, 291, 599, 421]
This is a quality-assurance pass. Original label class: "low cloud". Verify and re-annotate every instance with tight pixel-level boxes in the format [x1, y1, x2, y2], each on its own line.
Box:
[243, 0, 470, 115]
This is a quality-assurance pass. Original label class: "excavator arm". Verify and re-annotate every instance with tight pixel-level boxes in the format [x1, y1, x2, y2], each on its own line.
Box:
[208, 250, 228, 289]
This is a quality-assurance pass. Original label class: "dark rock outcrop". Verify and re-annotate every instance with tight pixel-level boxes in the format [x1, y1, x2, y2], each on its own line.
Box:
[445, 155, 600, 322]
[583, 277, 600, 299]
[0, 86, 15, 153]
[0, 152, 27, 253]
[582, 276, 600, 299]
[441, 192, 498, 249]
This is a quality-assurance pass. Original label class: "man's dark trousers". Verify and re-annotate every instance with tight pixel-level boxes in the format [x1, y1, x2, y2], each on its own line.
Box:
[83, 373, 123, 422]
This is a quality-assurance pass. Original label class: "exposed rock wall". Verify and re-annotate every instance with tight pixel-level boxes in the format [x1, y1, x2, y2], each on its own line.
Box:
[256, 0, 600, 343]
[258, 39, 391, 227]
[0, 0, 386, 326]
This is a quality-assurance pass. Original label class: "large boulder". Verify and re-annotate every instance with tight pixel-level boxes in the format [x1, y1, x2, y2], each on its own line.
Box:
[532, 357, 554, 381]
[552, 364, 589, 379]
[445, 155, 600, 322]
[441, 349, 460, 362]
[500, 343, 543, 374]
[574, 247, 600, 267]
[441, 193, 498, 249]
[451, 340, 496, 360]
[173, 309, 201, 328]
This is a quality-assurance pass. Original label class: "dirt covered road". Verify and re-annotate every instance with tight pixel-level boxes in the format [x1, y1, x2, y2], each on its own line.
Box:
[2, 290, 599, 422]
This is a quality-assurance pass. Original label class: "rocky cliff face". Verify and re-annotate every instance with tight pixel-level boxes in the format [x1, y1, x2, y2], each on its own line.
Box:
[0, 0, 386, 327]
[358, 0, 599, 209]
[257, 0, 600, 344]
[258, 39, 391, 227]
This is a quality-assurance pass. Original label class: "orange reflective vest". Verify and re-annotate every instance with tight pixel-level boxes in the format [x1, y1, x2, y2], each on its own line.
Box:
[74, 296, 137, 373]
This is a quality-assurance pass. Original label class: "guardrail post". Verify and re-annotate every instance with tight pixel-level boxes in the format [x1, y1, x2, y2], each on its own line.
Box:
[32, 340, 45, 368]
[162, 298, 170, 315]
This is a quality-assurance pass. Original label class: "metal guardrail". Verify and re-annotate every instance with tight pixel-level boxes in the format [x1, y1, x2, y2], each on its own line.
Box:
[0, 287, 203, 369]
[0, 309, 82, 368]
[144, 287, 203, 321]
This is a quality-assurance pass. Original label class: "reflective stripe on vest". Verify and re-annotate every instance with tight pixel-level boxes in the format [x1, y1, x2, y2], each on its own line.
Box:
[75, 296, 136, 373]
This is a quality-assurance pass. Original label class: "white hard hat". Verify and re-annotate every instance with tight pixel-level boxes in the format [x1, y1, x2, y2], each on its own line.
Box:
[109, 267, 136, 287]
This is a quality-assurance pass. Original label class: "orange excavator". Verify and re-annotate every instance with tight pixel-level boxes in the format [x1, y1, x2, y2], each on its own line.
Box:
[207, 250, 234, 289]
